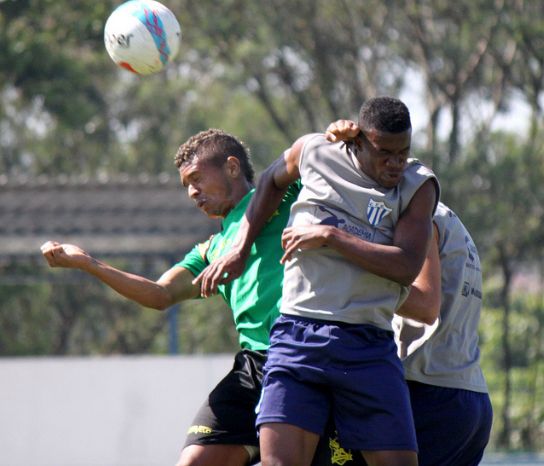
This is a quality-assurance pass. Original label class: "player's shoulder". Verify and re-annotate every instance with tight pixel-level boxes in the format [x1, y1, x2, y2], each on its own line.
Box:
[403, 159, 438, 187]
[406, 157, 434, 176]
[299, 132, 345, 163]
[197, 235, 215, 261]
[402, 159, 440, 213]
[297, 132, 330, 151]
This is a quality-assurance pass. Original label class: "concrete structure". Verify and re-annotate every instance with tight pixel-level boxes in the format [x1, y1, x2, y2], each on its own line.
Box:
[0, 173, 219, 260]
[0, 355, 233, 466]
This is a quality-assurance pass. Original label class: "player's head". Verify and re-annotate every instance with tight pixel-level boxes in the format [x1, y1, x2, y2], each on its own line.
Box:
[358, 96, 411, 134]
[355, 96, 412, 188]
[175, 129, 255, 218]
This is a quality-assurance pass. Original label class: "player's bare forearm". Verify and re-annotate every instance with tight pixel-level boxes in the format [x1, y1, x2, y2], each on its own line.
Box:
[281, 225, 332, 263]
[291, 180, 436, 285]
[82, 258, 176, 310]
[238, 161, 290, 249]
[232, 142, 303, 255]
[84, 260, 200, 310]
[41, 241, 198, 310]
[319, 227, 420, 286]
[280, 224, 416, 284]
[396, 285, 440, 325]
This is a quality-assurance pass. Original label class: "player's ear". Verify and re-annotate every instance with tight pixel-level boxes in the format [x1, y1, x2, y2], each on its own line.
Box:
[225, 156, 241, 178]
[354, 132, 365, 149]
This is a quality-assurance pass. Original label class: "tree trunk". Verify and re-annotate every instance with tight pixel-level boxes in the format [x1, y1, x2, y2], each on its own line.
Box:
[497, 245, 513, 449]
[448, 98, 460, 163]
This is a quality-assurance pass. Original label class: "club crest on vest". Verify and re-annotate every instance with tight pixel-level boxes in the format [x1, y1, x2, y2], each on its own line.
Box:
[367, 199, 392, 226]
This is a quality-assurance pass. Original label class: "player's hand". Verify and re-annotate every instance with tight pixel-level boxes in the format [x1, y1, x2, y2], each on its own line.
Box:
[40, 241, 91, 269]
[281, 225, 332, 264]
[192, 248, 249, 298]
[325, 119, 360, 142]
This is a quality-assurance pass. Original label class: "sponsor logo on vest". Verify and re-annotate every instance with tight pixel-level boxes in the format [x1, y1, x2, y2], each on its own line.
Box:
[187, 425, 213, 435]
[318, 206, 346, 228]
[465, 235, 478, 262]
[367, 199, 392, 226]
[462, 281, 482, 299]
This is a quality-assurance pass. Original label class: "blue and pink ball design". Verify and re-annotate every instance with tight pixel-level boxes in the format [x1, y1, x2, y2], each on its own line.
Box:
[104, 0, 181, 75]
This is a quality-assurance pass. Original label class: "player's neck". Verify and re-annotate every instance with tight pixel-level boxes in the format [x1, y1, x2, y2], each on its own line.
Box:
[223, 181, 254, 217]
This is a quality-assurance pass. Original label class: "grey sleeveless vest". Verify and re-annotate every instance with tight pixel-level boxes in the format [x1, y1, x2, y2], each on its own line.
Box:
[395, 202, 488, 392]
[281, 134, 439, 331]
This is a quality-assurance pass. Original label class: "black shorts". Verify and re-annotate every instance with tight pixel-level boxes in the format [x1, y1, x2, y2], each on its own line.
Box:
[183, 349, 266, 449]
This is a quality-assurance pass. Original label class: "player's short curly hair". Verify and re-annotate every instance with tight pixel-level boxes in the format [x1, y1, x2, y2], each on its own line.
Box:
[358, 96, 411, 134]
[174, 129, 255, 183]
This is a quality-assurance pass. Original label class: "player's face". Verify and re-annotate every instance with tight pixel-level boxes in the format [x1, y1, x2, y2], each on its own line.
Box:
[180, 157, 236, 218]
[355, 128, 411, 188]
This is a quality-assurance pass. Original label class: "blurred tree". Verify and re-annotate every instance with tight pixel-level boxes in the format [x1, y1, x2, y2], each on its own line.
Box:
[0, 259, 238, 356]
[398, 0, 505, 169]
[507, 0, 544, 142]
[0, 0, 119, 174]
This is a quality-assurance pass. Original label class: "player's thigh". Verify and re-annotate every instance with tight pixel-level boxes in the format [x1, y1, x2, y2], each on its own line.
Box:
[260, 422, 320, 466]
[176, 443, 251, 466]
[329, 326, 417, 452]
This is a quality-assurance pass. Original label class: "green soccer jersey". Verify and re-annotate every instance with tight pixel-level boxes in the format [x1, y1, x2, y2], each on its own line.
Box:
[177, 182, 300, 350]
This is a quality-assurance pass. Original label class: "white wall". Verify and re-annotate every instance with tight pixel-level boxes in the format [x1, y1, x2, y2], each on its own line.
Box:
[4, 356, 540, 466]
[0, 355, 233, 466]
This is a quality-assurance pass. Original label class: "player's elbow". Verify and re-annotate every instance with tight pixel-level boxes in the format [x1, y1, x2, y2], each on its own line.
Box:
[399, 276, 415, 287]
[420, 310, 439, 326]
[140, 300, 168, 312]
[398, 260, 427, 287]
[145, 289, 176, 312]
[397, 271, 419, 288]
[152, 301, 170, 312]
[155, 294, 178, 312]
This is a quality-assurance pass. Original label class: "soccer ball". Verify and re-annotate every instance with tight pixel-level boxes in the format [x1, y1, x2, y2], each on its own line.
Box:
[104, 0, 181, 75]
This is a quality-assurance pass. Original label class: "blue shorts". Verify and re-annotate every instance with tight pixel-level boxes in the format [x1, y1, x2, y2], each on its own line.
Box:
[408, 381, 493, 466]
[311, 381, 493, 466]
[255, 315, 417, 452]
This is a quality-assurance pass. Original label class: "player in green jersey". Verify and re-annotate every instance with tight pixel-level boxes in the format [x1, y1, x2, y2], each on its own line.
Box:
[41, 128, 300, 466]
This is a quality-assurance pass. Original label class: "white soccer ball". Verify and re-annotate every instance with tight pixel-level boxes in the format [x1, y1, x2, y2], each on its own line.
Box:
[104, 0, 181, 75]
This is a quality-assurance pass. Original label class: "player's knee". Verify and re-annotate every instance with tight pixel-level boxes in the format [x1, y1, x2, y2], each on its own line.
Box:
[260, 455, 287, 466]
[176, 444, 252, 466]
[362, 450, 418, 466]
[261, 451, 305, 466]
[175, 445, 202, 466]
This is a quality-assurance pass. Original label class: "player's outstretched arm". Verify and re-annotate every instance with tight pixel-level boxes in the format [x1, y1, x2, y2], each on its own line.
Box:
[40, 241, 199, 310]
[193, 136, 305, 298]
